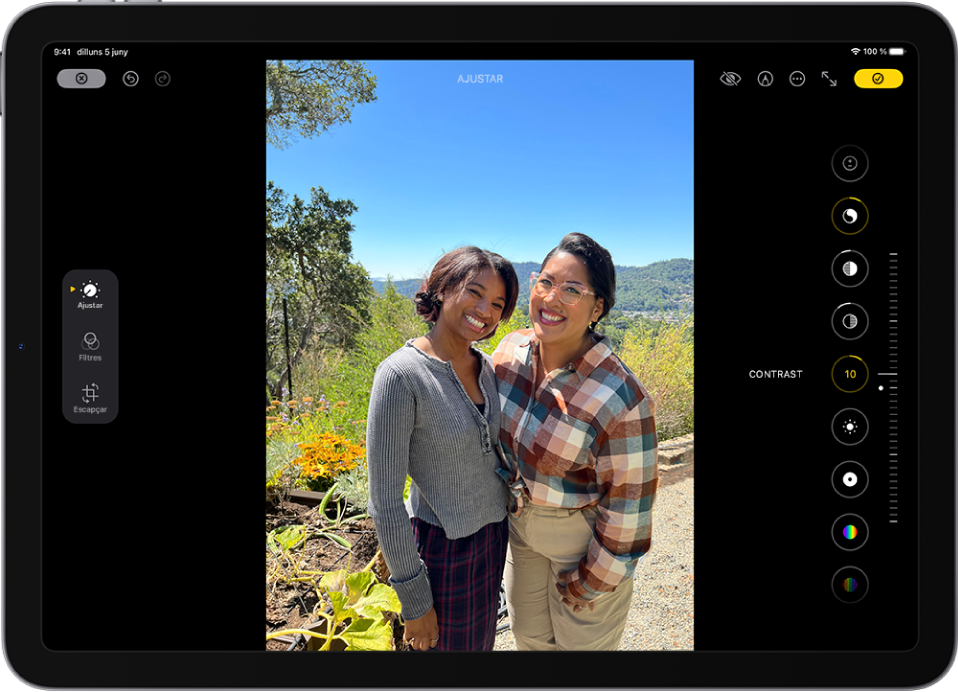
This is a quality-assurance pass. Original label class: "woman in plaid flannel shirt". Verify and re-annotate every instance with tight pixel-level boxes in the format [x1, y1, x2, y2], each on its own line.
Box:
[493, 232, 658, 651]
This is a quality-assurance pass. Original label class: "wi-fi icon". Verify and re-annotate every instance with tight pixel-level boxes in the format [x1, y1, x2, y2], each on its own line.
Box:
[851, 48, 861, 55]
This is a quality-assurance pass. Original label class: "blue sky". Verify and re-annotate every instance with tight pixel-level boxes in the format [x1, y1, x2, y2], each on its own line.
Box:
[267, 60, 694, 280]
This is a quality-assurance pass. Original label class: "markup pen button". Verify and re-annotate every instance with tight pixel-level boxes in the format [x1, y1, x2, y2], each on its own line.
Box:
[854, 69, 904, 89]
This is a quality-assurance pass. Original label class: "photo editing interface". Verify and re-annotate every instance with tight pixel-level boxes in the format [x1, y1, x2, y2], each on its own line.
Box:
[40, 41, 918, 654]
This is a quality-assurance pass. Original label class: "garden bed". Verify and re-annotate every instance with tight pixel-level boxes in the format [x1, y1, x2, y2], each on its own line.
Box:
[265, 496, 389, 651]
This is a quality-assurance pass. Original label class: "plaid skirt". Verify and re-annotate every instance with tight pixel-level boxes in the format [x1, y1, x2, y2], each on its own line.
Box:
[410, 516, 508, 651]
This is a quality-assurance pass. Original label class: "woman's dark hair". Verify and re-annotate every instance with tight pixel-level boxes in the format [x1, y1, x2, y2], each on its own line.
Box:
[540, 232, 616, 331]
[415, 246, 520, 333]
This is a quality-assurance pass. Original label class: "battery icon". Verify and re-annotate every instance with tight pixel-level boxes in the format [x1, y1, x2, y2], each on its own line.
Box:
[890, 47, 906, 56]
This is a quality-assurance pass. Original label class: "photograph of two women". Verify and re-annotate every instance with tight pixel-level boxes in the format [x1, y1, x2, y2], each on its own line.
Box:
[266, 59, 694, 652]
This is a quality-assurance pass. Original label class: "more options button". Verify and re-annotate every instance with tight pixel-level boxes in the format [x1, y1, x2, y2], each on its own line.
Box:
[57, 69, 107, 89]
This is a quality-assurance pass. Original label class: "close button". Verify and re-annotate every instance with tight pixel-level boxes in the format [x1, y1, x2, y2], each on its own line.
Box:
[854, 69, 904, 89]
[57, 69, 107, 89]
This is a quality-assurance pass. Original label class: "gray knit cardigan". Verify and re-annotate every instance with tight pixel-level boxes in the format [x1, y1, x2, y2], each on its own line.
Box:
[367, 340, 509, 620]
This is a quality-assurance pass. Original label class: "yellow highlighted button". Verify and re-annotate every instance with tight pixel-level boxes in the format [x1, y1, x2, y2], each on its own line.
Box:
[854, 69, 904, 89]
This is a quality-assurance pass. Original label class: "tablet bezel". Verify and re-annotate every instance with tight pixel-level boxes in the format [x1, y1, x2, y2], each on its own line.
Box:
[3, 3, 956, 687]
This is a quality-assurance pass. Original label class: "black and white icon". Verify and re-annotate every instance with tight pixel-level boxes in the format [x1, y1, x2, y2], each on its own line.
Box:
[831, 303, 869, 340]
[757, 71, 773, 86]
[123, 71, 139, 87]
[155, 71, 171, 87]
[789, 71, 806, 86]
[832, 460, 869, 498]
[75, 73, 88, 85]
[81, 332, 100, 351]
[81, 383, 100, 403]
[832, 144, 869, 182]
[832, 249, 869, 288]
[832, 408, 869, 446]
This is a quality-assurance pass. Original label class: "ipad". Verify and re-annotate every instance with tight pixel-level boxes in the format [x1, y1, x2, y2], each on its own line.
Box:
[2, 0, 956, 688]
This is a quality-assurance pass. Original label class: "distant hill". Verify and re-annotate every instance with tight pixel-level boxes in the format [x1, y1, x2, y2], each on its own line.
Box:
[372, 258, 693, 313]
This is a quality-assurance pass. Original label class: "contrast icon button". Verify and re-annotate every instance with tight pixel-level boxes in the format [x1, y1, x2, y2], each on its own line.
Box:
[832, 514, 869, 551]
[854, 68, 904, 89]
[832, 145, 869, 182]
[832, 355, 869, 393]
[832, 249, 869, 288]
[832, 303, 869, 340]
[832, 197, 869, 235]
[832, 408, 869, 446]
[832, 460, 869, 499]
[122, 71, 139, 87]
[833, 566, 869, 603]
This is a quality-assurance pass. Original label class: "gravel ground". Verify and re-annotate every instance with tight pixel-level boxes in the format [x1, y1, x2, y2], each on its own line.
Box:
[493, 465, 694, 651]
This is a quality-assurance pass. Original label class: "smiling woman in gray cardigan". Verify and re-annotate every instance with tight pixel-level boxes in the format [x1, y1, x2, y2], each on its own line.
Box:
[367, 247, 518, 652]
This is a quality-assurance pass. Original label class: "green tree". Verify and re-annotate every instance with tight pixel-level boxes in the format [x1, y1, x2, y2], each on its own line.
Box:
[267, 182, 373, 398]
[266, 60, 378, 149]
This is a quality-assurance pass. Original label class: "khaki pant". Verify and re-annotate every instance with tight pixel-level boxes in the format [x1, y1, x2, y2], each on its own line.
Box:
[504, 503, 633, 651]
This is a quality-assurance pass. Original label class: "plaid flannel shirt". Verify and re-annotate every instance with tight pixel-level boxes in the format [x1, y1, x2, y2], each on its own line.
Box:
[493, 329, 658, 601]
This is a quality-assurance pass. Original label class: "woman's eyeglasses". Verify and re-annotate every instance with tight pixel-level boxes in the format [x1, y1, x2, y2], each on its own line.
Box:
[529, 272, 595, 306]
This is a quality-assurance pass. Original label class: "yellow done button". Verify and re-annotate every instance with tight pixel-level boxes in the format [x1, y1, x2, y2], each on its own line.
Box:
[855, 69, 904, 89]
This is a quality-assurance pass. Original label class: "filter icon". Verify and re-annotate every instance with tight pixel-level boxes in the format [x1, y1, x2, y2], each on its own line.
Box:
[842, 577, 859, 593]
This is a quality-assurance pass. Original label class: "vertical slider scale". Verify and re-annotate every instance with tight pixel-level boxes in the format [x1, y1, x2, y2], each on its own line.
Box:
[62, 270, 119, 423]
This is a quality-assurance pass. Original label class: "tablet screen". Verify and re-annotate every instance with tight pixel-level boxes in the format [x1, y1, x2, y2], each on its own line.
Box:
[3, 3, 955, 687]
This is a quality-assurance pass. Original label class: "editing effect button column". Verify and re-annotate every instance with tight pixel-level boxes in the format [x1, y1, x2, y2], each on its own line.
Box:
[62, 270, 119, 424]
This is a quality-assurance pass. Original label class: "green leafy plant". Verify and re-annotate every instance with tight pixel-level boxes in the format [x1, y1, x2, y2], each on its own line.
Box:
[266, 568, 401, 651]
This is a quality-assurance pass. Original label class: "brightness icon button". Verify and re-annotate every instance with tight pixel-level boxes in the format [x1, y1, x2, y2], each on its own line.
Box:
[832, 408, 869, 446]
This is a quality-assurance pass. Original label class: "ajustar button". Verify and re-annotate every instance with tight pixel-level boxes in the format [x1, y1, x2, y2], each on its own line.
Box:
[854, 69, 904, 89]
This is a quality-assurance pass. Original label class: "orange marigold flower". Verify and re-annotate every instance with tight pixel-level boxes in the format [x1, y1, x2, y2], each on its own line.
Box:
[288, 400, 298, 408]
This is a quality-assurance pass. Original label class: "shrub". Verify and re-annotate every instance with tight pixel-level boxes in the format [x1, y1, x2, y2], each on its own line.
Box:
[616, 314, 694, 441]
